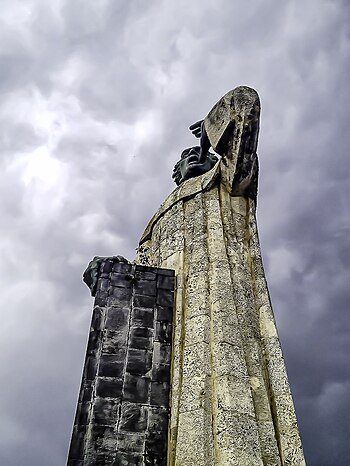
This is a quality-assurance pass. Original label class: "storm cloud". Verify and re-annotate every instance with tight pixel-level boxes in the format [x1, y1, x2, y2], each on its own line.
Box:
[1, 0, 350, 464]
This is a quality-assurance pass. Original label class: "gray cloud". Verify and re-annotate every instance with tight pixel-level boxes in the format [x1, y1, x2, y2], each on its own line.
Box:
[1, 0, 349, 464]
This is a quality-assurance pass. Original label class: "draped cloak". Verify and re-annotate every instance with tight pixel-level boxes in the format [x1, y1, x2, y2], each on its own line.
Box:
[135, 87, 305, 466]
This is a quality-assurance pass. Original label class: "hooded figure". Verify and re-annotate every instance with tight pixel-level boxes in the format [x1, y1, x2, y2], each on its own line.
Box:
[136, 87, 305, 466]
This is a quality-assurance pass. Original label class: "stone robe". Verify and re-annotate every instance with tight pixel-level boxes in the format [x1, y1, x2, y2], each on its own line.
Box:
[135, 87, 305, 466]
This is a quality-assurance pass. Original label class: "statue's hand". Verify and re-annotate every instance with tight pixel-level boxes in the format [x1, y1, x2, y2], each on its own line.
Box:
[189, 120, 204, 138]
[172, 159, 183, 186]
[83, 255, 129, 296]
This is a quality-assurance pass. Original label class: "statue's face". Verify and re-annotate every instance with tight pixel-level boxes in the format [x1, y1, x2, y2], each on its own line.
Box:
[173, 146, 218, 185]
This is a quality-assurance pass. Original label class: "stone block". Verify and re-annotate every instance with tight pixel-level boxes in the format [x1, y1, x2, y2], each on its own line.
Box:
[126, 348, 152, 376]
[184, 314, 210, 345]
[151, 364, 170, 384]
[123, 374, 150, 403]
[135, 264, 157, 274]
[157, 274, 175, 290]
[134, 279, 157, 296]
[102, 330, 128, 353]
[150, 382, 169, 407]
[93, 398, 120, 426]
[153, 343, 171, 365]
[68, 425, 87, 459]
[86, 455, 114, 466]
[129, 327, 154, 350]
[110, 273, 132, 288]
[84, 356, 98, 381]
[67, 460, 84, 466]
[108, 287, 132, 307]
[105, 307, 129, 331]
[74, 402, 90, 426]
[119, 402, 148, 432]
[94, 291, 108, 307]
[214, 412, 262, 465]
[91, 307, 104, 331]
[78, 381, 93, 403]
[101, 261, 113, 274]
[182, 342, 211, 378]
[175, 409, 214, 465]
[98, 354, 125, 378]
[87, 426, 117, 455]
[157, 268, 175, 277]
[112, 262, 132, 273]
[154, 322, 172, 344]
[145, 430, 167, 461]
[133, 294, 155, 309]
[155, 306, 172, 323]
[212, 341, 248, 379]
[132, 308, 154, 329]
[117, 432, 145, 453]
[113, 452, 143, 466]
[87, 330, 101, 356]
[95, 378, 123, 398]
[215, 375, 255, 417]
[156, 289, 173, 307]
[147, 406, 168, 432]
[98, 278, 110, 293]
[136, 270, 156, 281]
[178, 374, 211, 413]
[257, 421, 281, 464]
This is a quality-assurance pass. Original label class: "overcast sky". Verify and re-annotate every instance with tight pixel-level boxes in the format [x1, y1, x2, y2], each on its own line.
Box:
[1, 1, 349, 465]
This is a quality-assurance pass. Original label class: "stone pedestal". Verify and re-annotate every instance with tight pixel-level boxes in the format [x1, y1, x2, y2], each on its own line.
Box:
[67, 261, 175, 466]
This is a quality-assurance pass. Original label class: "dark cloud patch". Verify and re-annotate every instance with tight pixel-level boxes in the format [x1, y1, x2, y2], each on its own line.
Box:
[1, 0, 350, 465]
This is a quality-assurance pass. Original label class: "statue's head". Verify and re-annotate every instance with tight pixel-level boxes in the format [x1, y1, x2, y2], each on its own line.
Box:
[172, 146, 218, 186]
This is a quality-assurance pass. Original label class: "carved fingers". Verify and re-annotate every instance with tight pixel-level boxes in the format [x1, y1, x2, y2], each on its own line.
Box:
[172, 159, 182, 186]
[189, 120, 204, 138]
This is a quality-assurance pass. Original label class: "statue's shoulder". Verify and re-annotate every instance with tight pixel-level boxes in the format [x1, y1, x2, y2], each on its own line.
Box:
[139, 162, 220, 245]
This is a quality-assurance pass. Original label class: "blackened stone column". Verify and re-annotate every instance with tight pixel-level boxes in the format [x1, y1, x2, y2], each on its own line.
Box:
[67, 261, 175, 466]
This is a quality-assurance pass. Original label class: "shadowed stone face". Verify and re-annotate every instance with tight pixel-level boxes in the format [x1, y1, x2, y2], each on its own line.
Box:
[172, 146, 218, 185]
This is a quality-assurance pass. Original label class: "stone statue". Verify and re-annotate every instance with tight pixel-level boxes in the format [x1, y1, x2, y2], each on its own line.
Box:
[172, 145, 218, 185]
[82, 86, 305, 465]
[135, 86, 306, 465]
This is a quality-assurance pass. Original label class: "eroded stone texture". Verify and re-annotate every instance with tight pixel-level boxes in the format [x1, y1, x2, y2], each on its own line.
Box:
[67, 262, 175, 466]
[135, 87, 305, 465]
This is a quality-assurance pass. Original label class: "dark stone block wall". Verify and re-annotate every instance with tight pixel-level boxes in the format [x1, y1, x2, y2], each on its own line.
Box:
[67, 261, 175, 466]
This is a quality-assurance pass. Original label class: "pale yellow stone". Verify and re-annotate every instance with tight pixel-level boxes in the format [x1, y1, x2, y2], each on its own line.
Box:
[257, 421, 282, 465]
[179, 373, 212, 413]
[175, 408, 215, 466]
[182, 342, 211, 378]
[135, 87, 305, 465]
[215, 375, 255, 417]
[212, 341, 248, 379]
[184, 314, 211, 345]
[214, 410, 263, 466]
[259, 304, 279, 338]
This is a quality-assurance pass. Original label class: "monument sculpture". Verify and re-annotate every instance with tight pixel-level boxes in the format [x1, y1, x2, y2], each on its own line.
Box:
[69, 86, 306, 466]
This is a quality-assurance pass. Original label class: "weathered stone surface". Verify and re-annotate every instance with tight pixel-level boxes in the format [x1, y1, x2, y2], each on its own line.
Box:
[71, 86, 305, 466]
[135, 87, 305, 465]
[67, 263, 174, 465]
